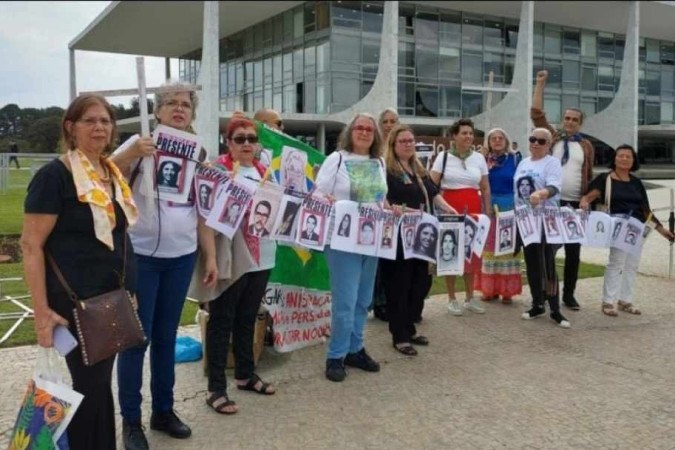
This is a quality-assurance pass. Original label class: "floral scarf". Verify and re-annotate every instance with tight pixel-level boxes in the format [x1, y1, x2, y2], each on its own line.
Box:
[68, 149, 138, 250]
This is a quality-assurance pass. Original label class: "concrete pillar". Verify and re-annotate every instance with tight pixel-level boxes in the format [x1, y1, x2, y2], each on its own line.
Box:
[69, 49, 77, 101]
[194, 1, 220, 160]
[317, 123, 326, 154]
[165, 57, 171, 80]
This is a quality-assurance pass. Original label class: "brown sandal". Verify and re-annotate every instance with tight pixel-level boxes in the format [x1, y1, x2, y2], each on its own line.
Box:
[601, 303, 618, 317]
[206, 392, 238, 415]
[617, 301, 641, 315]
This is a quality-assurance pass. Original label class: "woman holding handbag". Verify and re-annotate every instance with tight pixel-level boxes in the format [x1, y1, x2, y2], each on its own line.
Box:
[21, 94, 138, 450]
[579, 144, 674, 316]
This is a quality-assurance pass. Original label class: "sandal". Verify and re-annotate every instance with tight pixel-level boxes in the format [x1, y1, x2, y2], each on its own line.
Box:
[393, 344, 418, 356]
[601, 303, 618, 317]
[236, 373, 275, 395]
[617, 301, 641, 315]
[206, 392, 238, 415]
[410, 335, 429, 346]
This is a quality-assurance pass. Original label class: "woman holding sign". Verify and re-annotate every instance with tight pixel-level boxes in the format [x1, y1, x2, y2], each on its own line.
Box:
[315, 113, 387, 381]
[381, 124, 455, 355]
[112, 82, 202, 448]
[579, 144, 674, 316]
[430, 118, 492, 317]
[475, 128, 523, 304]
[515, 128, 570, 328]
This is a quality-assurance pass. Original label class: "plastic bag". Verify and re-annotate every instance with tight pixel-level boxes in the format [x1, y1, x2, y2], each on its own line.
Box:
[175, 335, 203, 363]
[8, 347, 83, 450]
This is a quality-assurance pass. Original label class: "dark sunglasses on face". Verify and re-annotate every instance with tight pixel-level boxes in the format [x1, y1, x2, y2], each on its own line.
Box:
[528, 136, 548, 146]
[275, 120, 284, 128]
[232, 134, 259, 144]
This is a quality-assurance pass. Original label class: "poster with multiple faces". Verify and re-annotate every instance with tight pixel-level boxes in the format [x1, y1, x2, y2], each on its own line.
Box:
[330, 201, 399, 260]
[205, 176, 257, 239]
[152, 124, 202, 204]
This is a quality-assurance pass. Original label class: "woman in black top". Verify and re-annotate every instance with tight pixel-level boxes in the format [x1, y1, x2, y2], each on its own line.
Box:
[380, 124, 455, 355]
[580, 144, 674, 316]
[20, 94, 137, 450]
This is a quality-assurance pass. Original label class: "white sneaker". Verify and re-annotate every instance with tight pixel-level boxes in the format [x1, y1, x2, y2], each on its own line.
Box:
[464, 298, 485, 314]
[447, 300, 463, 316]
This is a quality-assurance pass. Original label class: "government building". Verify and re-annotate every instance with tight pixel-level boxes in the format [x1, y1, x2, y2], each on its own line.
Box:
[70, 1, 675, 164]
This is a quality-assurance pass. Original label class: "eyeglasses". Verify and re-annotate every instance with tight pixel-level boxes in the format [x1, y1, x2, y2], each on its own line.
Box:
[396, 138, 415, 145]
[255, 210, 270, 218]
[78, 117, 112, 127]
[232, 134, 259, 144]
[164, 99, 193, 110]
[353, 125, 374, 134]
[528, 136, 548, 146]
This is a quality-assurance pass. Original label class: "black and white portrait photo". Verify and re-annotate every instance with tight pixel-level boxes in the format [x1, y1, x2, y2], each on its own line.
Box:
[274, 200, 301, 238]
[439, 229, 459, 269]
[219, 199, 243, 227]
[413, 222, 438, 260]
[197, 181, 214, 212]
[381, 222, 394, 248]
[156, 155, 185, 192]
[464, 219, 477, 261]
[516, 175, 535, 201]
[300, 213, 321, 243]
[358, 219, 376, 246]
[337, 214, 352, 238]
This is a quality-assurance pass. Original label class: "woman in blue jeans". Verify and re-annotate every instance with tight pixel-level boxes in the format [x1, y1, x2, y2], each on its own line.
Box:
[315, 113, 388, 382]
[112, 81, 202, 450]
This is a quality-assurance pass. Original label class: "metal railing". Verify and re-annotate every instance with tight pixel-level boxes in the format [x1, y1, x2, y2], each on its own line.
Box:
[0, 153, 59, 194]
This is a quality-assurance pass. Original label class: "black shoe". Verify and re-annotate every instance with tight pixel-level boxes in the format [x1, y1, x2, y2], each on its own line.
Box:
[373, 305, 388, 322]
[563, 296, 581, 310]
[344, 348, 380, 372]
[325, 358, 346, 382]
[521, 305, 546, 320]
[123, 420, 149, 450]
[150, 410, 191, 439]
[550, 311, 571, 328]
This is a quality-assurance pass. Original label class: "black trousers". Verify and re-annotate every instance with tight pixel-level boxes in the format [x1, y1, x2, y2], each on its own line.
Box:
[206, 269, 270, 393]
[50, 293, 116, 450]
[380, 257, 431, 344]
[559, 200, 581, 299]
[523, 235, 560, 312]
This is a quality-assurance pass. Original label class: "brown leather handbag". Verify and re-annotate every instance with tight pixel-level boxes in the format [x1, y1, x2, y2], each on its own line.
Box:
[46, 236, 146, 366]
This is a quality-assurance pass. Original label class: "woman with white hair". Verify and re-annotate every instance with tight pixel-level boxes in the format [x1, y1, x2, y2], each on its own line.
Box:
[515, 127, 570, 328]
[475, 128, 523, 304]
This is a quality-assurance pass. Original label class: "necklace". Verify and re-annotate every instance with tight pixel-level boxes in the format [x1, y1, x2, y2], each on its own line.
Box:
[613, 171, 630, 182]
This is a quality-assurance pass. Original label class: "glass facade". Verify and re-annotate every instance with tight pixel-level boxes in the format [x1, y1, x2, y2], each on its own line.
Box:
[178, 1, 675, 161]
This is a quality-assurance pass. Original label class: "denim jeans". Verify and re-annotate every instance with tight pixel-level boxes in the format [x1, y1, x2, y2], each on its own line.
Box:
[117, 251, 197, 422]
[324, 247, 378, 359]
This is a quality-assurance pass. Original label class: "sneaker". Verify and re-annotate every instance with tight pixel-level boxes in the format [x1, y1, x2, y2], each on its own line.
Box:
[464, 298, 485, 314]
[447, 300, 463, 316]
[325, 358, 346, 382]
[150, 410, 191, 439]
[521, 305, 546, 320]
[123, 420, 148, 450]
[550, 311, 571, 328]
[563, 296, 581, 310]
[344, 348, 380, 372]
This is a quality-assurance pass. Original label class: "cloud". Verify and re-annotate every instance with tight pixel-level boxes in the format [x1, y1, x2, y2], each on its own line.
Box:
[0, 1, 177, 109]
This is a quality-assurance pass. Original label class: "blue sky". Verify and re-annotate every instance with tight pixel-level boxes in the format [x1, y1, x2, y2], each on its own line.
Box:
[0, 1, 177, 109]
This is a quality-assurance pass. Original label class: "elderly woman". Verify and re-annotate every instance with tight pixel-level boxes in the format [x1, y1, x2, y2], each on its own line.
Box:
[21, 94, 137, 449]
[475, 128, 523, 304]
[315, 113, 387, 382]
[192, 118, 277, 415]
[112, 82, 201, 449]
[516, 128, 569, 328]
[430, 118, 491, 316]
[580, 144, 674, 316]
[380, 124, 455, 355]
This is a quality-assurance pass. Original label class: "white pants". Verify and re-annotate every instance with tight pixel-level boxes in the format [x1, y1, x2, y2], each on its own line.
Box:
[602, 245, 643, 304]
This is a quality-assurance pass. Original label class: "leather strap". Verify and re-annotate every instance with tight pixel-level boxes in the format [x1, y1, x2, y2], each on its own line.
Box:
[45, 224, 128, 304]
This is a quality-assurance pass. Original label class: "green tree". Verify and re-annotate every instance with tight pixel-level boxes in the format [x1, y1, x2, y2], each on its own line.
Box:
[24, 116, 62, 152]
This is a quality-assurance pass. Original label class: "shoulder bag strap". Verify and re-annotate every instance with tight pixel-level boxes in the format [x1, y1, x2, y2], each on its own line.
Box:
[331, 151, 343, 195]
[605, 172, 612, 211]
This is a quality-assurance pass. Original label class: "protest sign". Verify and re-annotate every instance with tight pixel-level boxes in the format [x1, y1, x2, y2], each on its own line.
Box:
[437, 215, 464, 276]
[560, 206, 585, 244]
[152, 124, 201, 203]
[495, 210, 516, 256]
[280, 146, 309, 193]
[410, 213, 439, 263]
[464, 215, 478, 262]
[515, 204, 541, 247]
[330, 201, 399, 260]
[248, 182, 284, 239]
[295, 194, 332, 251]
[401, 211, 423, 260]
[205, 176, 257, 238]
[610, 215, 628, 249]
[542, 206, 565, 244]
[585, 211, 612, 247]
[614, 215, 645, 256]
[472, 214, 491, 257]
[377, 209, 399, 260]
[195, 164, 229, 219]
[272, 191, 305, 243]
[331, 200, 359, 249]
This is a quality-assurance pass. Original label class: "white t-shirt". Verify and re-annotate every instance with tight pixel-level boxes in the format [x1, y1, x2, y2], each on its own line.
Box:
[128, 158, 198, 258]
[431, 150, 488, 190]
[513, 155, 562, 208]
[238, 165, 276, 271]
[552, 140, 583, 201]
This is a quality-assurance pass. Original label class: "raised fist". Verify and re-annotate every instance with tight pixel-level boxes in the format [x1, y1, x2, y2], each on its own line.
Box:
[536, 70, 548, 82]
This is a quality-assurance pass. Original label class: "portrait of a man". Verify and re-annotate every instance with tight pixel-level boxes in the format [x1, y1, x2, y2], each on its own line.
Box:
[545, 214, 559, 236]
[565, 220, 582, 239]
[516, 176, 535, 201]
[439, 229, 458, 269]
[404, 226, 414, 249]
[381, 223, 394, 248]
[464, 221, 476, 260]
[248, 200, 272, 237]
[358, 220, 376, 246]
[499, 227, 513, 251]
[300, 214, 320, 242]
[220, 200, 242, 227]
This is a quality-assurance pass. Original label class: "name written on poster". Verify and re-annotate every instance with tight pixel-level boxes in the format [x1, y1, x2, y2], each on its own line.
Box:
[225, 181, 254, 203]
[302, 196, 332, 216]
[155, 132, 198, 159]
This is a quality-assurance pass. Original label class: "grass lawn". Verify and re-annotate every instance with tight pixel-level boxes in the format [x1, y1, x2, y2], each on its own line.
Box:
[0, 168, 32, 235]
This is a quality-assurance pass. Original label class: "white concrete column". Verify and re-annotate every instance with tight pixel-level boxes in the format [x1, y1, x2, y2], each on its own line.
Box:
[165, 57, 171, 80]
[194, 1, 220, 160]
[69, 49, 77, 101]
[317, 123, 326, 154]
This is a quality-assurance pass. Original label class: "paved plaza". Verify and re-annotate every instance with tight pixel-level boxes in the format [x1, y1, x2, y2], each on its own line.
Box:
[1, 181, 674, 449]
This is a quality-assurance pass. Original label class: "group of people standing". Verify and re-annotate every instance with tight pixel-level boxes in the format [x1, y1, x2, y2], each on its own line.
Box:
[20, 71, 674, 450]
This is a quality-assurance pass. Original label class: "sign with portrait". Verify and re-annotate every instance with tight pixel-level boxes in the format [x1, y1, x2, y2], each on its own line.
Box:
[584, 211, 612, 247]
[194, 165, 229, 219]
[330, 201, 399, 260]
[613, 215, 645, 256]
[436, 215, 465, 276]
[515, 205, 541, 247]
[152, 124, 201, 203]
[205, 176, 257, 239]
[542, 206, 565, 244]
[272, 192, 304, 243]
[560, 207, 585, 244]
[408, 212, 439, 264]
[401, 211, 423, 260]
[471, 214, 491, 257]
[247, 182, 284, 239]
[280, 146, 309, 193]
[494, 210, 516, 256]
[295, 194, 332, 251]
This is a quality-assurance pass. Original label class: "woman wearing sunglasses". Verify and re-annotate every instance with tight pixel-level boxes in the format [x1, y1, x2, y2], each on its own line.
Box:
[193, 118, 277, 416]
[430, 118, 492, 317]
[315, 113, 388, 382]
[515, 128, 570, 328]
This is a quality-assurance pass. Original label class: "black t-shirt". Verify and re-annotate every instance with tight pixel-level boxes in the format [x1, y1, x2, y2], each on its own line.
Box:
[24, 159, 136, 299]
[588, 172, 651, 222]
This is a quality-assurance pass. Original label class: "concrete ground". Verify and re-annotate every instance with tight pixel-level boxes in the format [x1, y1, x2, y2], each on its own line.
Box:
[1, 180, 674, 449]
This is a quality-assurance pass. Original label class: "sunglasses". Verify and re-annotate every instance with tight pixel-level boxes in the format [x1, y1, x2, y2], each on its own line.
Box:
[353, 125, 374, 134]
[275, 120, 284, 128]
[528, 136, 548, 146]
[232, 134, 259, 144]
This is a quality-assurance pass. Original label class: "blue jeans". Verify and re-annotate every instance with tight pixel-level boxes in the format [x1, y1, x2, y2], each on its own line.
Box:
[324, 248, 378, 359]
[117, 251, 197, 422]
